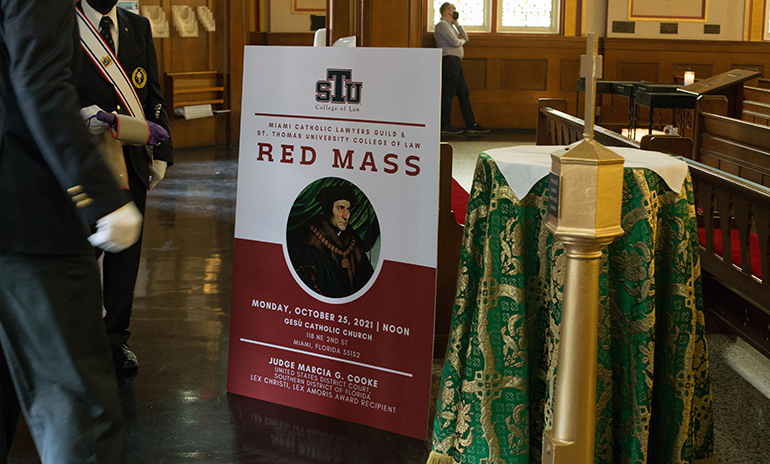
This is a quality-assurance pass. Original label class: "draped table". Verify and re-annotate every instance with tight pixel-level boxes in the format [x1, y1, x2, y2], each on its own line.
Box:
[428, 146, 715, 464]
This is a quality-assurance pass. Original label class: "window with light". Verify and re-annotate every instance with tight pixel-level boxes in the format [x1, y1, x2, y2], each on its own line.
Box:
[427, 0, 560, 34]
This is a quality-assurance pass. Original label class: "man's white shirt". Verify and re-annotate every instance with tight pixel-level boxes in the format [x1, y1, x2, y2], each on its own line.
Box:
[81, 1, 119, 55]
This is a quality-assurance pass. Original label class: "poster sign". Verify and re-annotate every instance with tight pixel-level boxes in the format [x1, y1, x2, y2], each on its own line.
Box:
[227, 46, 441, 440]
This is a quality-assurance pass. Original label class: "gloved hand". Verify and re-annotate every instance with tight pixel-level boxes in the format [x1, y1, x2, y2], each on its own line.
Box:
[88, 202, 143, 253]
[80, 105, 110, 135]
[148, 121, 169, 145]
[149, 159, 167, 190]
[95, 110, 118, 130]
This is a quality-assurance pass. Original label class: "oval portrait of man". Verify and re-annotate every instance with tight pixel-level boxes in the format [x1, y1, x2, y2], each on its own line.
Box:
[286, 178, 381, 299]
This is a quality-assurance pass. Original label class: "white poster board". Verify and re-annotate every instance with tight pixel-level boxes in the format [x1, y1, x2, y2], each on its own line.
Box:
[227, 46, 442, 439]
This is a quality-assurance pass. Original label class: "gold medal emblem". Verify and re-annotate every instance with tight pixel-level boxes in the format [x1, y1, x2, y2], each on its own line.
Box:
[101, 56, 113, 67]
[341, 258, 350, 269]
[132, 67, 147, 89]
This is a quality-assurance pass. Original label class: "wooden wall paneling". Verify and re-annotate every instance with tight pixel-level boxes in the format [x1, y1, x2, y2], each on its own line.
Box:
[408, 0, 420, 48]
[263, 32, 315, 45]
[673, 63, 714, 82]
[169, 113, 219, 147]
[150, 0, 225, 147]
[421, 34, 436, 48]
[613, 61, 658, 128]
[206, 0, 217, 72]
[350, 0, 426, 48]
[463, 59, 487, 90]
[560, 60, 580, 92]
[328, 0, 355, 44]
[169, 0, 213, 72]
[450, 35, 586, 129]
[369, 0, 410, 48]
[138, 0, 168, 92]
[603, 38, 770, 133]
[356, 0, 371, 46]
[614, 61, 659, 81]
[500, 59, 548, 91]
[248, 31, 267, 44]
[486, 54, 501, 94]
[439, 37, 770, 130]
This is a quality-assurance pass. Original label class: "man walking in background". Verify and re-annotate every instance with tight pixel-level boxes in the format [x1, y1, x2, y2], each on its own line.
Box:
[435, 2, 490, 136]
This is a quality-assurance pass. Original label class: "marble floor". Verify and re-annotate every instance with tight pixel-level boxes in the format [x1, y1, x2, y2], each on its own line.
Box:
[6, 132, 770, 463]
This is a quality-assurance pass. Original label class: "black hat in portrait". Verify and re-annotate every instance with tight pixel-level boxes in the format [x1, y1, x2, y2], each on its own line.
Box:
[286, 178, 380, 298]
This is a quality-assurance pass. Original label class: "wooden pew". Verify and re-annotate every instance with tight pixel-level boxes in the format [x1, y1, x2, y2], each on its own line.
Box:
[756, 78, 770, 89]
[538, 98, 694, 156]
[691, 160, 770, 358]
[740, 86, 770, 126]
[537, 99, 641, 148]
[538, 97, 770, 358]
[434, 143, 464, 357]
[690, 103, 770, 357]
[695, 99, 770, 187]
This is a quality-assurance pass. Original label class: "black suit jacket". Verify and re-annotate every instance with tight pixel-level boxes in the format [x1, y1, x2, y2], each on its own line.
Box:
[0, 0, 127, 255]
[74, 2, 173, 190]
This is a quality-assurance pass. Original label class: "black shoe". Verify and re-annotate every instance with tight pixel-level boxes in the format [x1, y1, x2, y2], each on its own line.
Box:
[466, 123, 490, 134]
[441, 125, 463, 135]
[111, 343, 138, 372]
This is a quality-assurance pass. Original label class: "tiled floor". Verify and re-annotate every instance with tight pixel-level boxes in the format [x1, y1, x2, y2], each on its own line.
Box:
[708, 334, 770, 463]
[7, 133, 770, 463]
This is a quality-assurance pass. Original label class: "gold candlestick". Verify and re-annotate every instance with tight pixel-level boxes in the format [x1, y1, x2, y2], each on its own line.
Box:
[542, 32, 624, 464]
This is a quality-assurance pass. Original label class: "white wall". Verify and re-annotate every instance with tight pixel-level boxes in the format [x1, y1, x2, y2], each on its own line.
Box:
[269, 0, 312, 32]
[606, 0, 744, 40]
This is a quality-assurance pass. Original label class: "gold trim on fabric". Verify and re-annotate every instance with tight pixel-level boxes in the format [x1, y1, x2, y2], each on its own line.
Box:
[428, 162, 713, 464]
[426, 451, 459, 464]
[694, 458, 717, 464]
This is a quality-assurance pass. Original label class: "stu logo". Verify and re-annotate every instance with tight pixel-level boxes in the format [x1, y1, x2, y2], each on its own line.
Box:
[316, 69, 363, 104]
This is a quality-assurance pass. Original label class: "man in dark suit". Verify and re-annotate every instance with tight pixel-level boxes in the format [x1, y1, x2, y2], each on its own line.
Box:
[75, 0, 174, 371]
[0, 0, 143, 461]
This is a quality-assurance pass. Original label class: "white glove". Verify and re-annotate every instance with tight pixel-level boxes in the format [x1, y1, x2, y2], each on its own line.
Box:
[88, 202, 143, 253]
[80, 105, 110, 135]
[149, 159, 167, 190]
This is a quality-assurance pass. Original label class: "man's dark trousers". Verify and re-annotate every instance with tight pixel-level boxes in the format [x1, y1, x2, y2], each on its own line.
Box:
[0, 254, 125, 462]
[442, 55, 476, 128]
[74, 1, 173, 347]
[99, 159, 147, 344]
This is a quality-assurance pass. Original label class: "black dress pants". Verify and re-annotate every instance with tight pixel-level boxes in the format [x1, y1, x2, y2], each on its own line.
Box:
[99, 155, 147, 345]
[0, 253, 125, 463]
[441, 55, 476, 129]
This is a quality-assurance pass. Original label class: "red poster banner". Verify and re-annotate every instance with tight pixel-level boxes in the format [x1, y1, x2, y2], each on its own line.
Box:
[228, 240, 436, 439]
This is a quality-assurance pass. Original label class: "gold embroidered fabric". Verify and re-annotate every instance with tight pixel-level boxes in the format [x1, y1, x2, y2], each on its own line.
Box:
[428, 154, 713, 464]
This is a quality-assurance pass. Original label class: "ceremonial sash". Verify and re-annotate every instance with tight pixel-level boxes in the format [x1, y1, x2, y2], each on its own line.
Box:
[76, 7, 145, 119]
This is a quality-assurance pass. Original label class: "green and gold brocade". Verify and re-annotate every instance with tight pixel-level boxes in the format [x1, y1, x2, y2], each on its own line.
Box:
[428, 154, 714, 464]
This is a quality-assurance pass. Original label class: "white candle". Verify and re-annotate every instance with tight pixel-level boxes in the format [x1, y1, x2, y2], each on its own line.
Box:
[684, 71, 695, 85]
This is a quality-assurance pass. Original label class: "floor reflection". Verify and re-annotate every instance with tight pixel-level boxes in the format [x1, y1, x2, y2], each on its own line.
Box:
[228, 393, 429, 464]
[6, 144, 433, 463]
[11, 137, 770, 463]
